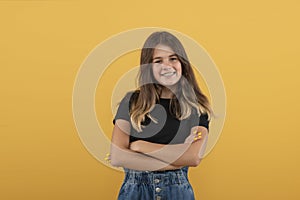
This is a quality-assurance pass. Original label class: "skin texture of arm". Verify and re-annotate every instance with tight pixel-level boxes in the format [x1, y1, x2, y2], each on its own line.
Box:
[129, 126, 209, 167]
[110, 119, 182, 171]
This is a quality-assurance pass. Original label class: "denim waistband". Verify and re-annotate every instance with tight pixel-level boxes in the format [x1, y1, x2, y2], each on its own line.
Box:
[123, 167, 189, 185]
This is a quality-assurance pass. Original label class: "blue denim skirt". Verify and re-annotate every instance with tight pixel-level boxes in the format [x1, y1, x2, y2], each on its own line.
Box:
[117, 167, 195, 200]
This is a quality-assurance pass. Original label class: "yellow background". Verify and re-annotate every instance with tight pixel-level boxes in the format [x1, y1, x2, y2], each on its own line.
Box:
[1, 0, 299, 199]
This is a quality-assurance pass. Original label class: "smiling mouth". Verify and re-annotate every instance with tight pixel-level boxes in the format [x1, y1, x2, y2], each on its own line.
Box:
[161, 71, 176, 77]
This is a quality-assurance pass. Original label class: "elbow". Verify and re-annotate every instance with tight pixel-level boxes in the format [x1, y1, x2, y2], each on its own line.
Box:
[110, 155, 119, 167]
[110, 160, 121, 167]
[175, 153, 202, 167]
[110, 153, 123, 167]
[110, 148, 125, 167]
[189, 155, 202, 167]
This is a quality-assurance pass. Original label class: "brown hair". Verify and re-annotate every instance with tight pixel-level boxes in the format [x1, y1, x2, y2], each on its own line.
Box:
[130, 31, 212, 132]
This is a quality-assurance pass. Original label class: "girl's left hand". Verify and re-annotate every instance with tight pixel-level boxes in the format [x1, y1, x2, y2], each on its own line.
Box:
[184, 130, 203, 144]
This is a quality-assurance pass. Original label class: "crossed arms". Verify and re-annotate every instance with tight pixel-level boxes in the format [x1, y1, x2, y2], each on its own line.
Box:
[110, 119, 209, 171]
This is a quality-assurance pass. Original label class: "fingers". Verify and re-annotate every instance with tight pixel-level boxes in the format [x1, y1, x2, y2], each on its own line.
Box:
[104, 153, 111, 163]
[184, 130, 204, 144]
[193, 130, 202, 142]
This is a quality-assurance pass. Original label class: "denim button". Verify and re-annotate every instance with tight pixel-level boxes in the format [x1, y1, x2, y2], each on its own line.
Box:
[155, 187, 161, 193]
[154, 178, 160, 183]
[156, 196, 161, 200]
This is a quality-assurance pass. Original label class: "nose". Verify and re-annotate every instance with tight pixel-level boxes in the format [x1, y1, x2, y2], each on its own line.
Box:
[161, 59, 172, 68]
[162, 64, 172, 72]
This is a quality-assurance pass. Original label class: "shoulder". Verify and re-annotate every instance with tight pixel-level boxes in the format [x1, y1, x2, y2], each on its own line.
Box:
[122, 90, 139, 105]
[190, 107, 209, 119]
[199, 112, 209, 121]
[113, 90, 139, 124]
[188, 109, 210, 128]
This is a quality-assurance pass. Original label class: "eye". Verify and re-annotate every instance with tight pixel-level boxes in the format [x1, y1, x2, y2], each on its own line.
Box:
[170, 57, 178, 62]
[153, 59, 162, 64]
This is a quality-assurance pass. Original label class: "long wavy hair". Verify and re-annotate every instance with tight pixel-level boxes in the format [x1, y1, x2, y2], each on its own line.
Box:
[130, 31, 213, 132]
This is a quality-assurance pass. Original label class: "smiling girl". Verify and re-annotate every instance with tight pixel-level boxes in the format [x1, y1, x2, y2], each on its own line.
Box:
[110, 31, 213, 200]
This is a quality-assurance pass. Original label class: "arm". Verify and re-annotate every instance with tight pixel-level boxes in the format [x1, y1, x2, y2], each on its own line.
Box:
[130, 126, 209, 167]
[110, 119, 182, 171]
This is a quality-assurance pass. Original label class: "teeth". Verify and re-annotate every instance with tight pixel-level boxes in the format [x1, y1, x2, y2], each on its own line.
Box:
[161, 72, 175, 77]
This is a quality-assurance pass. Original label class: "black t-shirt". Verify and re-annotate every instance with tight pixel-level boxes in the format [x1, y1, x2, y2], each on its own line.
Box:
[113, 92, 210, 144]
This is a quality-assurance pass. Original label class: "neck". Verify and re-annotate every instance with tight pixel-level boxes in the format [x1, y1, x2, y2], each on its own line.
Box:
[160, 86, 177, 99]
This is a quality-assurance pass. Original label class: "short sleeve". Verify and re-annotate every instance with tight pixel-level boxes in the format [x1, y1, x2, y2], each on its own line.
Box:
[199, 113, 210, 131]
[112, 92, 133, 125]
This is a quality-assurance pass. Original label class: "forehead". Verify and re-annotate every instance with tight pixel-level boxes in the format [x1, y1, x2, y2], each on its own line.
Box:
[153, 44, 175, 58]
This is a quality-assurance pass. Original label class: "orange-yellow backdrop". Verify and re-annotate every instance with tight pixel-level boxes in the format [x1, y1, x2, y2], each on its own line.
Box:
[1, 0, 299, 199]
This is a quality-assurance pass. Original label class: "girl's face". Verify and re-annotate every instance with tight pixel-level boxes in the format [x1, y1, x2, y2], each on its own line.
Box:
[152, 44, 182, 87]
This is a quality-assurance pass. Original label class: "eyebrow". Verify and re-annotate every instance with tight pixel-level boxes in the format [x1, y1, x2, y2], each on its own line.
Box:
[153, 54, 177, 60]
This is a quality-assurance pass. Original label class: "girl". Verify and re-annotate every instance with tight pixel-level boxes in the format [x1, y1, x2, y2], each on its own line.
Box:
[110, 31, 213, 200]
